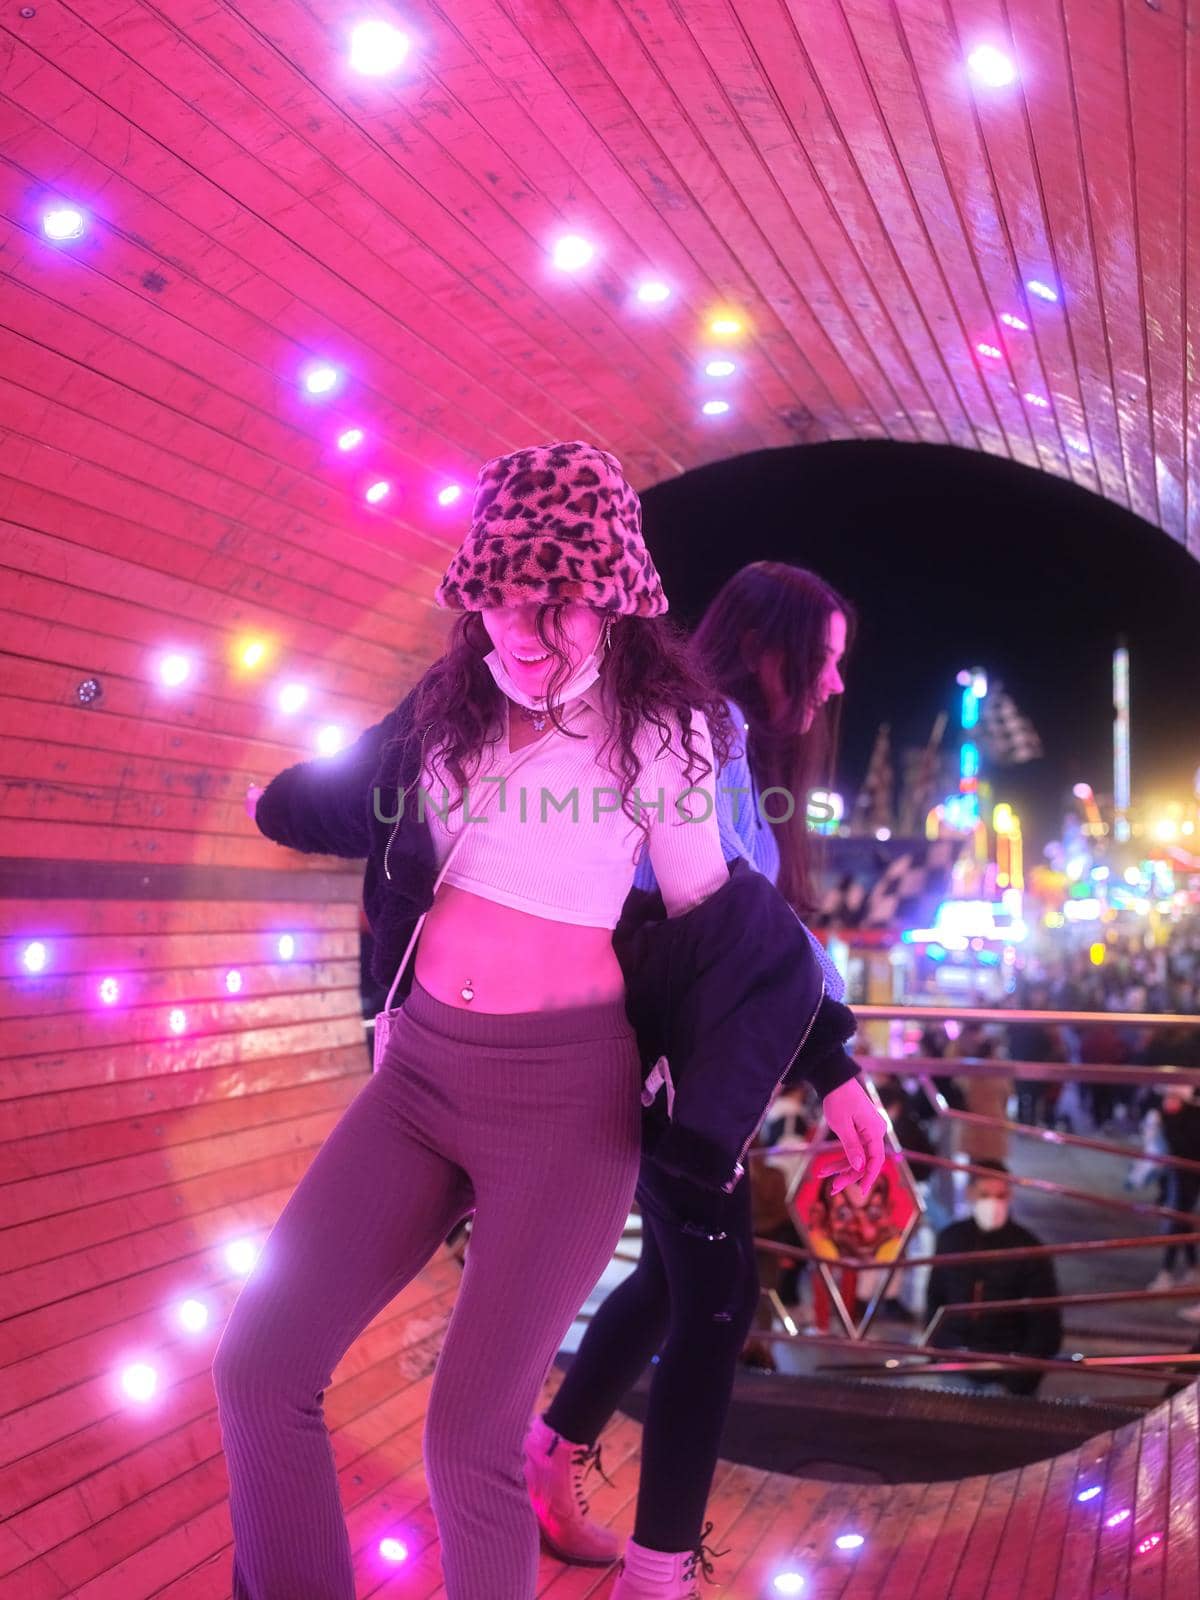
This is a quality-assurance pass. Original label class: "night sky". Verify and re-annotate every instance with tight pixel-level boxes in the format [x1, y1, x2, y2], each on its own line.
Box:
[640, 441, 1200, 856]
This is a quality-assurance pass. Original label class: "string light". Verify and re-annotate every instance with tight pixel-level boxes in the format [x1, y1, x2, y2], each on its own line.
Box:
[42, 205, 87, 241]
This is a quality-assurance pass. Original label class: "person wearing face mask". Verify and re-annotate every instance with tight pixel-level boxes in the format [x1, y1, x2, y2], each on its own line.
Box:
[924, 1159, 1063, 1397]
[217, 443, 884, 1600]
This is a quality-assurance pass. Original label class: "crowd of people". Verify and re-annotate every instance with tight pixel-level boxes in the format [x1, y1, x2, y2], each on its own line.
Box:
[742, 913, 1200, 1388]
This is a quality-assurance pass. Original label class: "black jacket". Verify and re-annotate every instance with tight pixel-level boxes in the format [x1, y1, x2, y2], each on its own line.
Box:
[254, 685, 861, 1191]
[926, 1217, 1063, 1394]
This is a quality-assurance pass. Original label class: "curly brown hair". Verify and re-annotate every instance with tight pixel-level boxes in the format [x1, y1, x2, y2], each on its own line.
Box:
[395, 604, 736, 853]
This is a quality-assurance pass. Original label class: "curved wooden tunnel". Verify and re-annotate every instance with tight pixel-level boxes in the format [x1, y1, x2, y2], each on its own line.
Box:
[3, 2, 1197, 1595]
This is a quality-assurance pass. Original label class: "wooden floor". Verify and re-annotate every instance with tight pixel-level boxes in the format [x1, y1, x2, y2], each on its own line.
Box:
[6, 1255, 1198, 1599]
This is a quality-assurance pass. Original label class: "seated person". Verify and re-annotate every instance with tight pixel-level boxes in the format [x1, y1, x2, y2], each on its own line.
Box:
[925, 1159, 1062, 1396]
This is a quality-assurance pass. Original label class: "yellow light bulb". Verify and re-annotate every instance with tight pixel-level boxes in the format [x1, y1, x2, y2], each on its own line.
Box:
[708, 313, 743, 338]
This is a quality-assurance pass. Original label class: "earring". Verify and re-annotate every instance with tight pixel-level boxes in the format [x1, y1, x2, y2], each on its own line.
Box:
[602, 617, 614, 651]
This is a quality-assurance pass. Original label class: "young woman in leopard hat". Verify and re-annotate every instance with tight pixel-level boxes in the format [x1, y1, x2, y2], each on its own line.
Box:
[213, 442, 883, 1600]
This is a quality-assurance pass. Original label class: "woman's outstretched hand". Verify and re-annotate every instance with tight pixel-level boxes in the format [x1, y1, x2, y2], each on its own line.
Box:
[814, 1077, 887, 1197]
[245, 783, 264, 820]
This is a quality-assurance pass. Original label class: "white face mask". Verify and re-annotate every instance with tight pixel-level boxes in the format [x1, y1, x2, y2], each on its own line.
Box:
[973, 1197, 1009, 1232]
[482, 639, 604, 712]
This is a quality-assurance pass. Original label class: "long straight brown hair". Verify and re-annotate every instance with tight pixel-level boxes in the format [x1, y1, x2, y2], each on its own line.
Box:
[690, 562, 855, 914]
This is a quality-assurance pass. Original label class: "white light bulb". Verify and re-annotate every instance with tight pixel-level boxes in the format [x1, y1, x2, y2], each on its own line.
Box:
[552, 234, 595, 271]
[121, 1363, 158, 1403]
[303, 364, 340, 396]
[159, 653, 192, 687]
[178, 1298, 209, 1332]
[636, 280, 670, 303]
[349, 21, 410, 76]
[225, 1238, 259, 1275]
[42, 206, 87, 241]
[22, 941, 48, 973]
[967, 45, 1017, 88]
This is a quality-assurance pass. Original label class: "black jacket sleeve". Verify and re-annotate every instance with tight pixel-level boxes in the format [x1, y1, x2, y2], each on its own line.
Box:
[782, 996, 861, 1099]
[254, 711, 398, 858]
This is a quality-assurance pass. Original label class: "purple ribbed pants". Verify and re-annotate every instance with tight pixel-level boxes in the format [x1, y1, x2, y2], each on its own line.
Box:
[212, 977, 641, 1599]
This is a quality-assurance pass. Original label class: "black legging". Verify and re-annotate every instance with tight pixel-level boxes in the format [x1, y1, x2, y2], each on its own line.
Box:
[544, 1156, 759, 1553]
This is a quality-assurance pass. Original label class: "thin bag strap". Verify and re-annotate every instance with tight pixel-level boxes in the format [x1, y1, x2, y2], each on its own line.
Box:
[378, 725, 554, 1010]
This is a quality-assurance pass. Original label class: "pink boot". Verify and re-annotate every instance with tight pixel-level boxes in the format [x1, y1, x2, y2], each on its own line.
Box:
[522, 1414, 620, 1566]
[611, 1526, 725, 1599]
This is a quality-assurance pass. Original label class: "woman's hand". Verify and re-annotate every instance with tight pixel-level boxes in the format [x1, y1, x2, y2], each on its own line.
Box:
[814, 1077, 887, 1197]
[245, 783, 264, 820]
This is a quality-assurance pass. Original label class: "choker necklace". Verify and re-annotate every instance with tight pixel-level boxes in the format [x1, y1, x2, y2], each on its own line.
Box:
[515, 703, 549, 732]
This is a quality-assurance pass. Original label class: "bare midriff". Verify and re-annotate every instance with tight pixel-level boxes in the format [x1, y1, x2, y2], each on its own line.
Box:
[414, 884, 626, 1012]
[412, 705, 628, 1013]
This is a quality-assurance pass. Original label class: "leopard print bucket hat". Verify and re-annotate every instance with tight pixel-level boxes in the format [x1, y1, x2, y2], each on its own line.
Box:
[434, 440, 668, 617]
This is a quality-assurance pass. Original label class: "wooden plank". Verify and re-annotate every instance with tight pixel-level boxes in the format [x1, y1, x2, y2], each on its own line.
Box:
[1050, 1426, 1119, 1600]
[836, 1477, 941, 1599]
[865, 1475, 958, 1600]
[1, 1263, 458, 1536]
[16, 1341, 448, 1597]
[0, 24, 593, 470]
[667, 0, 938, 444]
[1186, 8, 1200, 557]
[0, 1099, 346, 1238]
[1162, 1385, 1200, 1600]
[876, 1471, 987, 1600]
[834, 0, 1038, 467]
[0, 558, 437, 704]
[1122, 0, 1187, 543]
[11, 0, 686, 479]
[946, 1465, 1021, 1598]
[0, 1070, 361, 1188]
[1084, 1414, 1146, 1600]
[730, 0, 985, 452]
[577, 0, 884, 438]
[1127, 1394, 1170, 1600]
[682, 1464, 810, 1597]
[978, 1453, 1053, 1600]
[1057, 0, 1162, 529]
[943, 0, 1083, 486]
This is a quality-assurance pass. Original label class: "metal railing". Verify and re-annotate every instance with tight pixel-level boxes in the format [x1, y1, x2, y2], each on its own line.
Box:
[743, 1003, 1200, 1393]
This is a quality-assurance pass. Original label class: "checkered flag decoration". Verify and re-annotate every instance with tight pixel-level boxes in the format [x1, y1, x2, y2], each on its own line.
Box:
[979, 683, 1042, 766]
[817, 840, 957, 929]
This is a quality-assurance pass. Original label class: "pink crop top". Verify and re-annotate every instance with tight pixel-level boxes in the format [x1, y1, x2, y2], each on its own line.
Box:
[417, 684, 729, 925]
